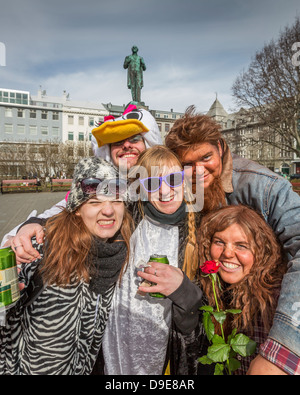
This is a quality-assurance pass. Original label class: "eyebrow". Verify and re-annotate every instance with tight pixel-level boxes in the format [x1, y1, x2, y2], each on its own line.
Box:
[182, 151, 214, 164]
[212, 236, 250, 245]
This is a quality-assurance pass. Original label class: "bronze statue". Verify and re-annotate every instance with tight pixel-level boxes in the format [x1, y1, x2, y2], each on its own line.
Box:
[123, 46, 146, 104]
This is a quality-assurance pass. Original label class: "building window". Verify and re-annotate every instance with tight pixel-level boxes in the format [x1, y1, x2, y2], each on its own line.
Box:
[17, 125, 25, 134]
[68, 115, 74, 125]
[5, 108, 12, 117]
[79, 116, 84, 126]
[165, 123, 170, 133]
[41, 111, 48, 120]
[52, 127, 59, 137]
[17, 109, 24, 118]
[29, 126, 37, 135]
[78, 132, 84, 141]
[68, 132, 74, 141]
[4, 124, 13, 134]
[89, 117, 94, 127]
[157, 123, 162, 132]
[30, 109, 36, 118]
[52, 112, 59, 120]
[41, 126, 48, 136]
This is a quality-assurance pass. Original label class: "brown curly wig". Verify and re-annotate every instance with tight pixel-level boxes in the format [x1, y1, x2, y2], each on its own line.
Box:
[197, 205, 286, 335]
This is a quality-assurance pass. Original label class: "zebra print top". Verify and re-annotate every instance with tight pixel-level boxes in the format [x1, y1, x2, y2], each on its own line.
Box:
[0, 240, 115, 375]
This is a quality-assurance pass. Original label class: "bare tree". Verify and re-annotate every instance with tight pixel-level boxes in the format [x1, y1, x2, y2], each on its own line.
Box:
[232, 17, 300, 157]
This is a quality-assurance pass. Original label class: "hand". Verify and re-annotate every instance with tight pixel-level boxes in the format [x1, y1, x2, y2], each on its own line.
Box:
[10, 224, 45, 265]
[137, 262, 184, 297]
[247, 354, 287, 375]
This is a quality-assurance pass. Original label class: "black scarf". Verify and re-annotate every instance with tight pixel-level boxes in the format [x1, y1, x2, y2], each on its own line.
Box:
[88, 232, 127, 295]
[142, 200, 187, 225]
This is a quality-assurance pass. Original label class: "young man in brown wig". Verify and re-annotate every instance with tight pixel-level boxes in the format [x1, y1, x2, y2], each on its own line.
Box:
[165, 105, 300, 376]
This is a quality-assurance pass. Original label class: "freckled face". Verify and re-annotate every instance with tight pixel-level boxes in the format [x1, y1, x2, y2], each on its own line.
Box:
[210, 223, 255, 284]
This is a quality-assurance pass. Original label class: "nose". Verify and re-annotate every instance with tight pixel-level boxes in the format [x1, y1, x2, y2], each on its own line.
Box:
[194, 163, 205, 176]
[100, 201, 114, 216]
[159, 180, 172, 196]
[122, 139, 132, 149]
[222, 244, 235, 258]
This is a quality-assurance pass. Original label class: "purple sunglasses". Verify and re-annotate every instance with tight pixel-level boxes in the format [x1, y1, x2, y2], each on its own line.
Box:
[139, 171, 184, 193]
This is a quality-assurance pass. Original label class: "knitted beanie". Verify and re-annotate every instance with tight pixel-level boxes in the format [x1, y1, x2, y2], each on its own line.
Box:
[66, 157, 125, 212]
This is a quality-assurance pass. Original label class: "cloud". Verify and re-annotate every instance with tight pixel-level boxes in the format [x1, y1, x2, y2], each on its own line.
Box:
[0, 0, 299, 114]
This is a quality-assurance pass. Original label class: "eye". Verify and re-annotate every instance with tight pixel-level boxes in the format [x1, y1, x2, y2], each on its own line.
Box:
[122, 109, 143, 121]
[213, 238, 225, 246]
[236, 244, 249, 250]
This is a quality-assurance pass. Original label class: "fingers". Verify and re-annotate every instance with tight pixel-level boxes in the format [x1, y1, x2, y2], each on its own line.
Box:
[138, 263, 184, 297]
[10, 226, 44, 264]
[11, 243, 39, 264]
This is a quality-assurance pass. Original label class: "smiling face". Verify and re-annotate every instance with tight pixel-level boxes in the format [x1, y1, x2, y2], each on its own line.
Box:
[77, 198, 125, 241]
[180, 142, 223, 191]
[110, 134, 146, 169]
[147, 165, 184, 215]
[210, 223, 255, 284]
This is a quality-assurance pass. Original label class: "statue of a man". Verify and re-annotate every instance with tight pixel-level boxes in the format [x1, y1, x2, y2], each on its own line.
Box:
[123, 46, 146, 104]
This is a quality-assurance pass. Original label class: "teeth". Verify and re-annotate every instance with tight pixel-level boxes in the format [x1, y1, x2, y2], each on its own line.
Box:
[98, 220, 114, 225]
[122, 154, 136, 158]
[160, 197, 173, 202]
[222, 262, 239, 269]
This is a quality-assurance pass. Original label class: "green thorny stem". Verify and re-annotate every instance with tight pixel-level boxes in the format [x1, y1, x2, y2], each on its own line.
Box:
[211, 274, 232, 375]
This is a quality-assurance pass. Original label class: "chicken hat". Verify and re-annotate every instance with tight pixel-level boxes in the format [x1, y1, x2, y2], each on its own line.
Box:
[91, 105, 162, 164]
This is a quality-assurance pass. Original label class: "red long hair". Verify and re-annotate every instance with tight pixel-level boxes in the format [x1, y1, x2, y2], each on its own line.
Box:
[39, 206, 133, 286]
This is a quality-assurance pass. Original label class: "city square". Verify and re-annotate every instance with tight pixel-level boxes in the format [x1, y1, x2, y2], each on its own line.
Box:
[0, 0, 299, 378]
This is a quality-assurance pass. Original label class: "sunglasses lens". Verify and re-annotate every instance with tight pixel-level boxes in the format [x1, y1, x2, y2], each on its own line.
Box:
[141, 177, 161, 192]
[166, 172, 183, 187]
[95, 179, 127, 200]
[112, 134, 142, 146]
[81, 178, 101, 194]
[108, 179, 127, 195]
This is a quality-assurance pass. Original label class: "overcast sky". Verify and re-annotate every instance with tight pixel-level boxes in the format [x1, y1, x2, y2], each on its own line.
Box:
[0, 0, 299, 113]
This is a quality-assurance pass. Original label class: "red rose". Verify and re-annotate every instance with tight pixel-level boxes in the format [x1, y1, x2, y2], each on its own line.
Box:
[200, 260, 220, 274]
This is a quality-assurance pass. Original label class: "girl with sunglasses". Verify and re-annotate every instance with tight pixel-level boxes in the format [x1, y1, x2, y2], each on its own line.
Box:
[0, 157, 133, 375]
[101, 145, 202, 375]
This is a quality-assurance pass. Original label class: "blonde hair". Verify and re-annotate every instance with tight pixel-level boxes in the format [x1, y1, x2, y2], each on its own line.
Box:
[131, 145, 198, 279]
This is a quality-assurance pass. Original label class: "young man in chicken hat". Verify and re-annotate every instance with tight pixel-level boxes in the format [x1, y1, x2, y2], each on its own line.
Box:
[91, 104, 162, 169]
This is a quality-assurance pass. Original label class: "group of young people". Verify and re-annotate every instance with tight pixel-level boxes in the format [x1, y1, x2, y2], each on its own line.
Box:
[0, 105, 299, 375]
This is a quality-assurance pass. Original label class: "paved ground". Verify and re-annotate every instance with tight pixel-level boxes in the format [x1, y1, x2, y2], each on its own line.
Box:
[0, 191, 66, 244]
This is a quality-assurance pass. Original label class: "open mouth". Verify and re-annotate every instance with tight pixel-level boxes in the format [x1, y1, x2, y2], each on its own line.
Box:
[158, 195, 175, 203]
[220, 261, 241, 272]
[97, 219, 115, 228]
[118, 152, 138, 160]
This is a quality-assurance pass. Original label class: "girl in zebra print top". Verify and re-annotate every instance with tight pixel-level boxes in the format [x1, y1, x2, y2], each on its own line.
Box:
[0, 157, 133, 375]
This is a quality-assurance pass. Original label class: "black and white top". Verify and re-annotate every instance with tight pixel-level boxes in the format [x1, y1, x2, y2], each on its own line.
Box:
[0, 239, 121, 375]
